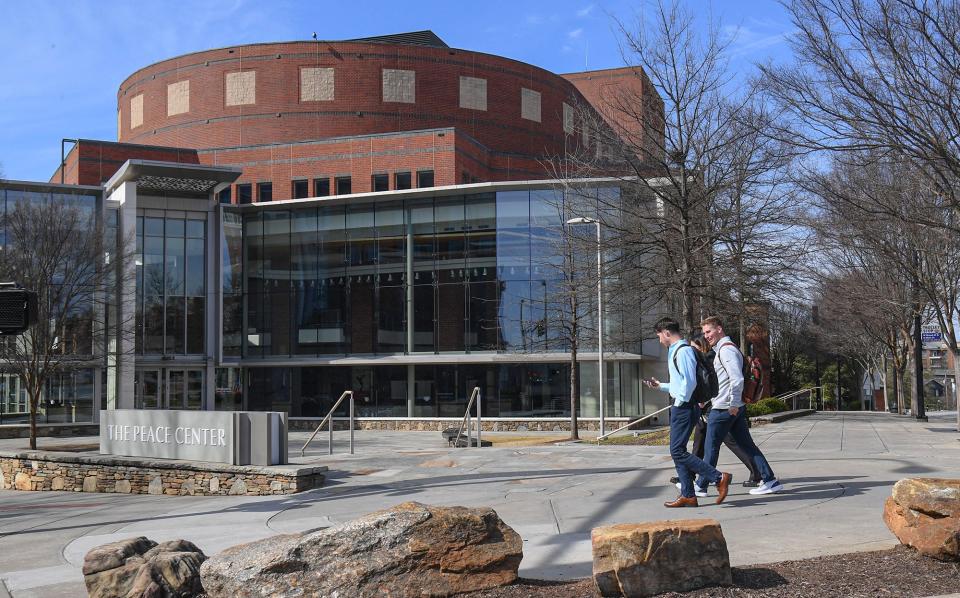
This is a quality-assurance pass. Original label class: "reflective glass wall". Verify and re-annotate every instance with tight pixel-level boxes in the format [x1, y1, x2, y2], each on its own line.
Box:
[231, 187, 635, 358]
[135, 212, 206, 355]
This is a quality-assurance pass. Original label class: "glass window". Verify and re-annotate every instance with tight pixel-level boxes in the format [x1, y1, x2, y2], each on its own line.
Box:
[395, 171, 411, 190]
[349, 277, 375, 354]
[258, 182, 273, 202]
[292, 179, 309, 199]
[218, 187, 232, 204]
[165, 236, 185, 296]
[186, 219, 204, 238]
[314, 178, 330, 197]
[437, 283, 465, 351]
[373, 366, 408, 416]
[222, 295, 242, 357]
[335, 176, 352, 195]
[166, 218, 185, 238]
[377, 285, 406, 353]
[237, 184, 252, 204]
[417, 170, 434, 188]
[144, 217, 164, 236]
[372, 173, 389, 192]
[187, 299, 204, 356]
[413, 284, 435, 352]
[165, 296, 185, 354]
[185, 238, 204, 296]
[468, 281, 498, 351]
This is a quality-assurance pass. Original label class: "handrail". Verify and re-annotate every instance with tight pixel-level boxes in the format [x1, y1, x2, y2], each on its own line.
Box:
[596, 399, 714, 443]
[300, 390, 354, 456]
[452, 387, 482, 448]
[597, 386, 826, 443]
[772, 386, 823, 410]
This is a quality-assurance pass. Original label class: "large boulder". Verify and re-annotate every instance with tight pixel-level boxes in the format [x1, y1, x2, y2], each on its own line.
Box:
[592, 519, 732, 597]
[883, 477, 960, 561]
[83, 537, 206, 597]
[200, 501, 522, 597]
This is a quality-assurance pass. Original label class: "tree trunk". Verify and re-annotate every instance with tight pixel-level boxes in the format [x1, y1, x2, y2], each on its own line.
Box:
[569, 342, 579, 441]
[952, 348, 960, 432]
[28, 383, 39, 451]
[881, 354, 889, 413]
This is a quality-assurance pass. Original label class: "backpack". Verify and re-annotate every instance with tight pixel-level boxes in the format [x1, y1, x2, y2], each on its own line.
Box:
[672, 345, 719, 404]
[717, 342, 765, 404]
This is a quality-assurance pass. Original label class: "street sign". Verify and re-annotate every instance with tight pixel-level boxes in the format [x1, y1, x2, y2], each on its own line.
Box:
[921, 326, 943, 343]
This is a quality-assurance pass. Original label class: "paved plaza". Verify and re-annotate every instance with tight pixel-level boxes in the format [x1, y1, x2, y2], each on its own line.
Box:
[2, 411, 959, 597]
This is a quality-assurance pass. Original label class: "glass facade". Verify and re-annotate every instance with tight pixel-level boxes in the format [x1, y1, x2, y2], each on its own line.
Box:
[0, 185, 100, 423]
[235, 190, 621, 357]
[135, 213, 206, 356]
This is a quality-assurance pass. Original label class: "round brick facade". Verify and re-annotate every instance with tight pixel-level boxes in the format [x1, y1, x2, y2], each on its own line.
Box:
[117, 40, 587, 158]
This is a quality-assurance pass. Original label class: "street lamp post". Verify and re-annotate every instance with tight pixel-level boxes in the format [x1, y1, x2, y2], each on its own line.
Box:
[567, 216, 604, 437]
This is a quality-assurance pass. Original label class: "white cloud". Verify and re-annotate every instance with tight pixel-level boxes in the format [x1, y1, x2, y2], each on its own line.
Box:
[568, 28, 583, 39]
[526, 14, 544, 26]
[576, 5, 594, 18]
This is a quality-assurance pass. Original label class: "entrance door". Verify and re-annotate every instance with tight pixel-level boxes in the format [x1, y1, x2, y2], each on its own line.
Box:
[164, 369, 204, 410]
[135, 369, 162, 409]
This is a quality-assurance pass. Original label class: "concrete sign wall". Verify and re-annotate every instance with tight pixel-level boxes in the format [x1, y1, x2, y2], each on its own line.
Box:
[100, 410, 287, 466]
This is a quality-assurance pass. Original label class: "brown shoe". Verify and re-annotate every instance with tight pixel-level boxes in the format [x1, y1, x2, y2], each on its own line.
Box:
[716, 472, 733, 504]
[664, 495, 699, 508]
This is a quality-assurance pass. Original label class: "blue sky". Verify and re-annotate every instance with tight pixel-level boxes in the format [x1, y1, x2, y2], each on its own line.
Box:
[0, 1, 796, 182]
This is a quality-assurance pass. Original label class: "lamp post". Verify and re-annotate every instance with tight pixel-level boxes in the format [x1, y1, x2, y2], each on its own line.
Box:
[566, 216, 604, 437]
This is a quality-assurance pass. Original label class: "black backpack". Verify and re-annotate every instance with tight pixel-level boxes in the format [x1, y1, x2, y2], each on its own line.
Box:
[672, 345, 719, 404]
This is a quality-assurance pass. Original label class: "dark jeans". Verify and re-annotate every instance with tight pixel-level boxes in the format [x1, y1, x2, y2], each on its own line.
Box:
[691, 411, 761, 482]
[670, 402, 723, 498]
[697, 407, 775, 490]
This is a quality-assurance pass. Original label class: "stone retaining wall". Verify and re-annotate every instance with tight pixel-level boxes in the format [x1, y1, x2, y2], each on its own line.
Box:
[288, 417, 652, 433]
[0, 451, 326, 496]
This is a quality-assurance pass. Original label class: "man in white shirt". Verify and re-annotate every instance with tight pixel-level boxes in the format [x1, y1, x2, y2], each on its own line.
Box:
[697, 316, 783, 496]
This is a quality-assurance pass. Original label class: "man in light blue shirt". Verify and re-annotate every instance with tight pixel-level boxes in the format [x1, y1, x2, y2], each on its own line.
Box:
[698, 316, 783, 496]
[645, 317, 732, 507]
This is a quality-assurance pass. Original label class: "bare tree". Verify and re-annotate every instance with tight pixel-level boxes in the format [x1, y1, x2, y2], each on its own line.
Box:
[0, 197, 131, 449]
[763, 0, 960, 233]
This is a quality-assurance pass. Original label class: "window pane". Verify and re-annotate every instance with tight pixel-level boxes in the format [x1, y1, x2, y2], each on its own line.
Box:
[165, 218, 185, 238]
[292, 179, 309, 199]
[165, 236, 184, 296]
[186, 297, 204, 354]
[372, 173, 389, 192]
[377, 285, 406, 353]
[237, 184, 252, 204]
[144, 296, 164, 354]
[186, 219, 204, 238]
[314, 178, 330, 197]
[395, 172, 411, 190]
[336, 177, 352, 195]
[165, 296, 185, 354]
[258, 182, 273, 202]
[417, 170, 434, 188]
[186, 238, 204, 296]
[413, 284, 435, 352]
[437, 283, 465, 351]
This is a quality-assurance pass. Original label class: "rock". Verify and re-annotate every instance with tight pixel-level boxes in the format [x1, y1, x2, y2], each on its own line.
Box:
[228, 478, 246, 495]
[883, 478, 960, 561]
[148, 477, 163, 495]
[83, 537, 158, 576]
[115, 479, 131, 494]
[83, 475, 99, 492]
[52, 476, 65, 490]
[592, 519, 732, 597]
[83, 536, 206, 598]
[209, 477, 219, 493]
[14, 471, 32, 490]
[200, 501, 522, 597]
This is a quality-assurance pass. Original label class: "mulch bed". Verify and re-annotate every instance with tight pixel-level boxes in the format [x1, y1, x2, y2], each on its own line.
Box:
[463, 546, 960, 597]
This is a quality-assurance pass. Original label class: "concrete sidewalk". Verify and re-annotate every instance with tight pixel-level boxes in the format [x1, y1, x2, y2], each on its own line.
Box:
[1, 411, 958, 597]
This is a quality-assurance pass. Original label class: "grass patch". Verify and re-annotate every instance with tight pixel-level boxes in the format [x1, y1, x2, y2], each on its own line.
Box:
[597, 427, 674, 446]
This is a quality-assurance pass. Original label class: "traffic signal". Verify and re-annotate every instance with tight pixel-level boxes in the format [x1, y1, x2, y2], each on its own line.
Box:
[0, 285, 38, 335]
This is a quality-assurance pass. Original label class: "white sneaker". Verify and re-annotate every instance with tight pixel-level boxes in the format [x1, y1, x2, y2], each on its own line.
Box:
[749, 479, 784, 495]
[676, 482, 708, 497]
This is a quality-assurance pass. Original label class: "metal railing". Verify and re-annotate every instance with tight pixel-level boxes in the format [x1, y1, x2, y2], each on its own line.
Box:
[772, 387, 823, 410]
[452, 387, 482, 448]
[595, 400, 713, 443]
[300, 390, 354, 456]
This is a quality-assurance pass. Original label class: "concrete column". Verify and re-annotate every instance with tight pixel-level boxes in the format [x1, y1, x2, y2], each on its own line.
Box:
[106, 181, 138, 410]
